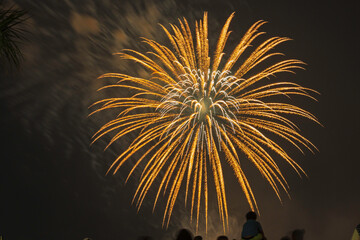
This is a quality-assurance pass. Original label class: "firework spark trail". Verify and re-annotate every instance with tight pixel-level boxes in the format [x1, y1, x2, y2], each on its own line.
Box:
[90, 12, 320, 232]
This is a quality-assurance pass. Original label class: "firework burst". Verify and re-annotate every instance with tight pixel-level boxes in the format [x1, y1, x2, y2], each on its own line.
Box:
[90, 12, 319, 232]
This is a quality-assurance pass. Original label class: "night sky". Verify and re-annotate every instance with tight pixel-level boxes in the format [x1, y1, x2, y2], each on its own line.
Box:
[1, 0, 359, 240]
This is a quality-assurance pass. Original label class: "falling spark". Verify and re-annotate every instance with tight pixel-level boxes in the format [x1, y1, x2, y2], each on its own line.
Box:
[90, 12, 320, 232]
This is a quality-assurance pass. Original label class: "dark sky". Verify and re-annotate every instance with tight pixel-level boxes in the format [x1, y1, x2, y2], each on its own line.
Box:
[0, 0, 359, 240]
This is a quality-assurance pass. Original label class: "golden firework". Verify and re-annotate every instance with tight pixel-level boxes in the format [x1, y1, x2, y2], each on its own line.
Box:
[90, 12, 319, 232]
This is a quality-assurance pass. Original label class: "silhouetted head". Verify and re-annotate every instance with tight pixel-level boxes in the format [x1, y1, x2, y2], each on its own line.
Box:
[176, 228, 193, 240]
[194, 236, 203, 240]
[246, 211, 257, 220]
[217, 235, 228, 240]
[137, 236, 153, 240]
[291, 229, 305, 240]
[280, 237, 290, 240]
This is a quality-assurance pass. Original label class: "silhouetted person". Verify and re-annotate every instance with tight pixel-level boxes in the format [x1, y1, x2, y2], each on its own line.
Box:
[241, 211, 266, 240]
[176, 228, 193, 240]
[217, 235, 228, 240]
[194, 235, 203, 240]
[280, 237, 290, 240]
[291, 229, 305, 240]
[137, 236, 153, 240]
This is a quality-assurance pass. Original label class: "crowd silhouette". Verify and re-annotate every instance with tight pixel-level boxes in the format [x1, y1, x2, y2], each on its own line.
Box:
[172, 227, 305, 240]
[83, 222, 360, 240]
[169, 211, 305, 240]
